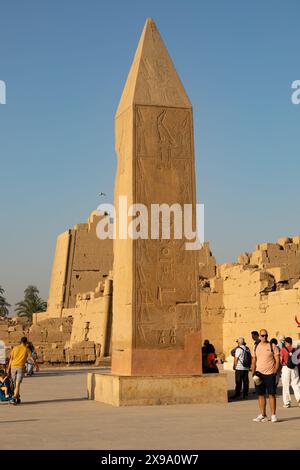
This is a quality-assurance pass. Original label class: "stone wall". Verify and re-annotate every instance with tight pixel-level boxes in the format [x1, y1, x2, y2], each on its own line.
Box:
[0, 317, 30, 347]
[47, 211, 113, 316]
[28, 317, 73, 364]
[200, 237, 300, 357]
[1, 275, 113, 365]
[63, 275, 113, 363]
[0, 316, 72, 364]
[6, 231, 300, 366]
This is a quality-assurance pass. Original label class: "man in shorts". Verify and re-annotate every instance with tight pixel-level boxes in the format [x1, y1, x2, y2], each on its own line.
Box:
[8, 336, 39, 405]
[252, 329, 280, 423]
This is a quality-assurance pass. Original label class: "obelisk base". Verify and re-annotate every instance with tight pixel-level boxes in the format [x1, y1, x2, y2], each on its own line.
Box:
[87, 373, 228, 407]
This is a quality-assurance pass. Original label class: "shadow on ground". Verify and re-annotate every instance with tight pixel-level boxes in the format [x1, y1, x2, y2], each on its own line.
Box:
[21, 397, 87, 405]
[25, 368, 110, 378]
[228, 386, 284, 402]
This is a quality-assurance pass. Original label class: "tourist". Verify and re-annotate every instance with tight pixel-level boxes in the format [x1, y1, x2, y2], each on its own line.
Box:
[277, 336, 286, 350]
[202, 340, 217, 373]
[230, 340, 239, 357]
[270, 338, 282, 386]
[0, 369, 13, 401]
[8, 337, 39, 405]
[202, 339, 215, 354]
[280, 337, 300, 408]
[250, 331, 261, 394]
[202, 340, 209, 372]
[25, 342, 38, 376]
[205, 343, 219, 373]
[252, 329, 280, 423]
[231, 337, 251, 399]
[251, 331, 261, 349]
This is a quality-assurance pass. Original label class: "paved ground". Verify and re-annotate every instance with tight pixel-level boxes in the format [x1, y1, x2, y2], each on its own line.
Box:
[0, 367, 299, 450]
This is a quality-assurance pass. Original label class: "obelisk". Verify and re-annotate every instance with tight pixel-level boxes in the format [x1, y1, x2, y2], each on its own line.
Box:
[112, 18, 201, 376]
[88, 19, 227, 405]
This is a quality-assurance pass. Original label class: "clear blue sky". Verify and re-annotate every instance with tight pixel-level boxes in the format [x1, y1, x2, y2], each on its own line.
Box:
[0, 0, 299, 310]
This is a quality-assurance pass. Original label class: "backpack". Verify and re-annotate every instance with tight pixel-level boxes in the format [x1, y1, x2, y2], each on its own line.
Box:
[237, 346, 252, 368]
[284, 346, 296, 369]
[231, 347, 237, 357]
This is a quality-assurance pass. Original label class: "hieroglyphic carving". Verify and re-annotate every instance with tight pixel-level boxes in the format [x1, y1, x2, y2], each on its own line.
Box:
[136, 106, 192, 159]
[139, 57, 182, 106]
[135, 105, 198, 349]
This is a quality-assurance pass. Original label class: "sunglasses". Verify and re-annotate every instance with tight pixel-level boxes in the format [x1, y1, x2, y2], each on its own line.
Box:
[260, 334, 268, 337]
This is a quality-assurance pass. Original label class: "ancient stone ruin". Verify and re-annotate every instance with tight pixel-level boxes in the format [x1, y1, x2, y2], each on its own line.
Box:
[200, 236, 300, 362]
[2, 20, 300, 406]
[1, 211, 113, 366]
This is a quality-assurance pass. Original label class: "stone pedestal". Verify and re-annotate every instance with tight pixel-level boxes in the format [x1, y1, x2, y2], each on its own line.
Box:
[87, 372, 228, 406]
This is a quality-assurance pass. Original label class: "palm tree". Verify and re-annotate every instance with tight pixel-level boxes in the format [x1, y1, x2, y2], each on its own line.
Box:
[15, 285, 47, 319]
[0, 286, 10, 318]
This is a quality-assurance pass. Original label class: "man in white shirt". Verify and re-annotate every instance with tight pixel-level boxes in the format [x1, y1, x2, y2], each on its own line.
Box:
[232, 337, 250, 399]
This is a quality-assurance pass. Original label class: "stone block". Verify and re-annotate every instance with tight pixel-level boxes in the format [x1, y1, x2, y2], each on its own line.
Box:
[277, 237, 292, 246]
[46, 332, 62, 343]
[65, 350, 75, 361]
[87, 373, 228, 406]
[256, 243, 280, 251]
[73, 341, 95, 348]
[84, 346, 95, 352]
[266, 267, 289, 283]
[209, 278, 223, 293]
[0, 334, 9, 343]
[8, 332, 24, 342]
[237, 252, 250, 265]
[206, 293, 223, 310]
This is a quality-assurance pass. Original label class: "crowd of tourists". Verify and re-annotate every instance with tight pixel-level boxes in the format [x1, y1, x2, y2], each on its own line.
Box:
[202, 329, 300, 423]
[0, 336, 39, 405]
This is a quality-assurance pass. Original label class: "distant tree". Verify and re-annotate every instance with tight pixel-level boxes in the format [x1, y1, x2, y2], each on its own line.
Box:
[15, 285, 47, 319]
[0, 286, 10, 318]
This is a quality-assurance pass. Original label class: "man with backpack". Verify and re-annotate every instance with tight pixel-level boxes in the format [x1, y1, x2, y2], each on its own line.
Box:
[280, 337, 300, 408]
[231, 337, 251, 399]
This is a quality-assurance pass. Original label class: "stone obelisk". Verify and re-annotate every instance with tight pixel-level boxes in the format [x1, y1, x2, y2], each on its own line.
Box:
[88, 19, 227, 405]
[112, 18, 200, 376]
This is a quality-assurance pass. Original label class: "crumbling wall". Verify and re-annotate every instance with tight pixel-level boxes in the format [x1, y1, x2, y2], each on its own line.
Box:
[240, 236, 300, 288]
[0, 317, 30, 347]
[64, 275, 113, 363]
[199, 237, 300, 357]
[198, 243, 224, 353]
[47, 211, 113, 316]
[200, 278, 224, 354]
[199, 242, 216, 279]
[0, 316, 72, 364]
[28, 317, 73, 363]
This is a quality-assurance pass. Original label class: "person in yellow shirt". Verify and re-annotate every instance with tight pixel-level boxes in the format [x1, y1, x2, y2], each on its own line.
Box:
[8, 336, 39, 405]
